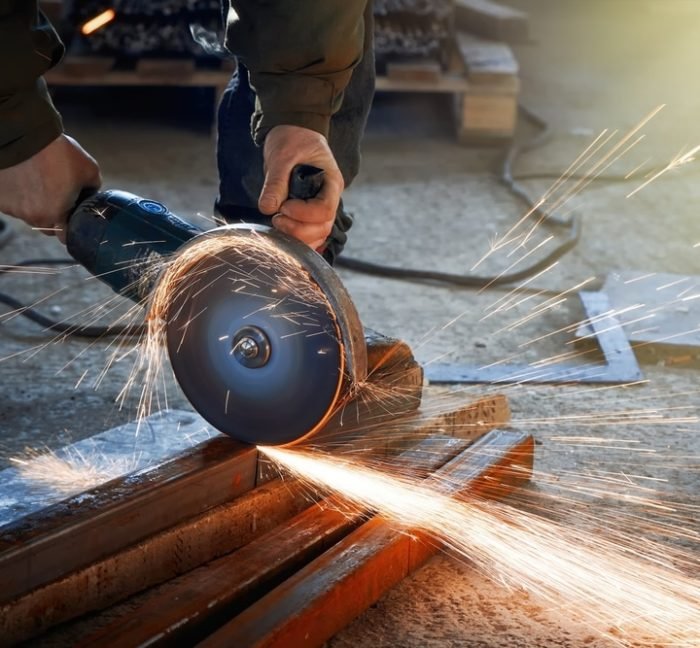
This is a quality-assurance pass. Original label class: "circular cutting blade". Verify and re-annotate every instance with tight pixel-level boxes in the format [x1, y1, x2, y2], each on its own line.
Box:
[164, 225, 366, 446]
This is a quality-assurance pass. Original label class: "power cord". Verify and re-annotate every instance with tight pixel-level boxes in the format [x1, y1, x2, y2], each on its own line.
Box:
[0, 105, 690, 337]
[335, 104, 580, 286]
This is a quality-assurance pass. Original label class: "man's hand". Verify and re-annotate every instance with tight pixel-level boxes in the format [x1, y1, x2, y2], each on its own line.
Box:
[0, 134, 101, 244]
[259, 125, 343, 251]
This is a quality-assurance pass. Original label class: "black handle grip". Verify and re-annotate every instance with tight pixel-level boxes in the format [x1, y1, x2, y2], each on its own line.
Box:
[289, 164, 324, 200]
[72, 187, 100, 215]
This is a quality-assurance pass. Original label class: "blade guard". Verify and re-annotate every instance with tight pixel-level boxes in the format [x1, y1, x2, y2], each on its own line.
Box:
[162, 224, 367, 446]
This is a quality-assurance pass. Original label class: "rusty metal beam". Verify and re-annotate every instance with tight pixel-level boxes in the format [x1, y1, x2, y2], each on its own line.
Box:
[2, 393, 509, 645]
[0, 436, 257, 607]
[200, 429, 534, 648]
[0, 330, 426, 610]
[0, 478, 311, 644]
[77, 435, 474, 648]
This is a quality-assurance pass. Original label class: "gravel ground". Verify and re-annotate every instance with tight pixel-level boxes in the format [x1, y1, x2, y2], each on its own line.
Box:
[1, 1, 699, 646]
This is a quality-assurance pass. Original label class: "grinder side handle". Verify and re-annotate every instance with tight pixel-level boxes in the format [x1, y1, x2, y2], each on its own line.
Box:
[289, 164, 324, 200]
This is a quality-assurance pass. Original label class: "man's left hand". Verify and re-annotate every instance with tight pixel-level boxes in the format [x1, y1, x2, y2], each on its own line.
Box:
[258, 125, 343, 251]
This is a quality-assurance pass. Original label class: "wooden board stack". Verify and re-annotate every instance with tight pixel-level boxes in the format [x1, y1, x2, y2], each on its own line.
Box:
[43, 0, 528, 144]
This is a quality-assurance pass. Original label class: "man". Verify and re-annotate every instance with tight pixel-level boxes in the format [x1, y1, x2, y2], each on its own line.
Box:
[0, 1, 374, 260]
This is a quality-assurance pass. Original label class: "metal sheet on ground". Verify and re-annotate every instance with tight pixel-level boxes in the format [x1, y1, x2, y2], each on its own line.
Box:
[575, 271, 700, 364]
[0, 434, 257, 605]
[427, 291, 643, 384]
[0, 409, 216, 528]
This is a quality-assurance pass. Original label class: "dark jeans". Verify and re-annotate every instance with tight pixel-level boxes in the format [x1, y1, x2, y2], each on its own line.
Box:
[215, 25, 375, 264]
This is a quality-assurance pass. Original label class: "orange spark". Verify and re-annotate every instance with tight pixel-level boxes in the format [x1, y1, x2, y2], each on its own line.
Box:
[80, 9, 116, 36]
[263, 446, 700, 646]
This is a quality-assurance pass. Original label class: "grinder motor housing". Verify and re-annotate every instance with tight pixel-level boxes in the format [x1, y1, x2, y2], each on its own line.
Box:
[64, 167, 367, 446]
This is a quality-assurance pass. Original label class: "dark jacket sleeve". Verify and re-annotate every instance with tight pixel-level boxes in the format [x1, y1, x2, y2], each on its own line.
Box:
[224, 1, 367, 144]
[0, 1, 64, 169]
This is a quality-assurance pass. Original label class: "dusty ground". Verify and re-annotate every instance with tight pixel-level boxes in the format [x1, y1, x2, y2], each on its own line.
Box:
[1, 0, 699, 645]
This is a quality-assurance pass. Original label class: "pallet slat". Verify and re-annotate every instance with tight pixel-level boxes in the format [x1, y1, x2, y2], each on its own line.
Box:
[455, 32, 520, 142]
[455, 0, 529, 43]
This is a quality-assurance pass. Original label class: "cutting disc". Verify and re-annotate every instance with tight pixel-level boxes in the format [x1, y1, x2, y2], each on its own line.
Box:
[163, 225, 366, 446]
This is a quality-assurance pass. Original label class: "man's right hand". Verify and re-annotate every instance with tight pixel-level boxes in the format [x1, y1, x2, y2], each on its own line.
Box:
[0, 134, 101, 243]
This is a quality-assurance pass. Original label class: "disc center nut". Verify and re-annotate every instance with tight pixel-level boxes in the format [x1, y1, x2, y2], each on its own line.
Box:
[232, 326, 271, 368]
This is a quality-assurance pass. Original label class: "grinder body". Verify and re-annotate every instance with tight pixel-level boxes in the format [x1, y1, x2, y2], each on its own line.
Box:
[64, 170, 366, 446]
[67, 191, 201, 301]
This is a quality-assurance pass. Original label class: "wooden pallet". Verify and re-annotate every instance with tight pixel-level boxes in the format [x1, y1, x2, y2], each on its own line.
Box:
[454, 0, 530, 44]
[46, 33, 521, 144]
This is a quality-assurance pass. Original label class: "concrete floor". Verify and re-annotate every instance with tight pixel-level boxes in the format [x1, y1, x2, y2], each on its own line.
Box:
[1, 0, 700, 645]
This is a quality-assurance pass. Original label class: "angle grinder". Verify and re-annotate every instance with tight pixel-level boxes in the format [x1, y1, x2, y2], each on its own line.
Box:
[65, 165, 367, 446]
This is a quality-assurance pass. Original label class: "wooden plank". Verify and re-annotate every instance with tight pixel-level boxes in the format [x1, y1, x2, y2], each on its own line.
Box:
[46, 64, 466, 95]
[76, 435, 473, 648]
[452, 32, 519, 143]
[45, 66, 229, 88]
[200, 429, 534, 648]
[59, 55, 116, 77]
[375, 73, 470, 93]
[457, 33, 519, 89]
[136, 58, 196, 78]
[386, 60, 443, 84]
[456, 91, 518, 142]
[0, 437, 257, 606]
[454, 0, 529, 43]
[0, 479, 310, 645]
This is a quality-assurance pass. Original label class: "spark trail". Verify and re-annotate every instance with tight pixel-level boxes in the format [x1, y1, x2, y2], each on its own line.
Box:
[263, 445, 700, 646]
[11, 448, 139, 496]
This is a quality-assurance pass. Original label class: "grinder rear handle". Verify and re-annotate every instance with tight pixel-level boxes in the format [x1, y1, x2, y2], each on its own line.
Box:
[65, 164, 325, 302]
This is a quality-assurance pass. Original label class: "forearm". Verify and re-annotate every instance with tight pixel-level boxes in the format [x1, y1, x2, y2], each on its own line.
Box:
[0, 1, 64, 169]
[224, 0, 368, 144]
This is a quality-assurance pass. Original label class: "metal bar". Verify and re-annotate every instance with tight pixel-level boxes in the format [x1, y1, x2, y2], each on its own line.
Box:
[426, 291, 643, 385]
[306, 393, 511, 457]
[77, 435, 475, 648]
[0, 479, 311, 645]
[199, 429, 534, 648]
[0, 436, 258, 606]
[0, 330, 426, 607]
[2, 394, 509, 645]
[0, 409, 215, 528]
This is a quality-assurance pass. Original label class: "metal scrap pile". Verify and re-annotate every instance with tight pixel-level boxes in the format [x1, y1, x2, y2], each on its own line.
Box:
[373, 0, 453, 71]
[66, 0, 221, 58]
[66, 1, 454, 67]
